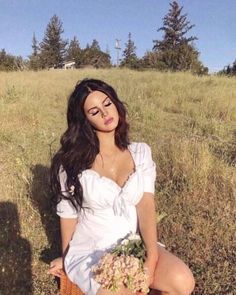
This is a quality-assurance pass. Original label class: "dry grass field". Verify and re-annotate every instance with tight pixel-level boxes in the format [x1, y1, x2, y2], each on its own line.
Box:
[0, 69, 235, 295]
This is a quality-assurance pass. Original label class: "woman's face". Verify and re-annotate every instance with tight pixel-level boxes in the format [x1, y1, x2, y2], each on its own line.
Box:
[83, 90, 119, 132]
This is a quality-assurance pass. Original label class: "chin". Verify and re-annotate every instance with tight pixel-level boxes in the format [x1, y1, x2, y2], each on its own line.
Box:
[107, 121, 119, 131]
[97, 122, 118, 133]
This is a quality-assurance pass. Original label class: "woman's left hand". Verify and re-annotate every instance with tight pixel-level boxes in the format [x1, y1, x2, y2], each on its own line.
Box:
[48, 257, 63, 277]
[143, 257, 157, 287]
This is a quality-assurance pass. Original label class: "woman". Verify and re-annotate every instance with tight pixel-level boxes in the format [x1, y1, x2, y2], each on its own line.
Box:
[49, 78, 195, 295]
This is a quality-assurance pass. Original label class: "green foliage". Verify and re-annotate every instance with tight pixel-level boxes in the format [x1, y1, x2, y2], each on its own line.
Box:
[39, 15, 68, 68]
[153, 1, 197, 51]
[28, 55, 42, 71]
[79, 40, 111, 68]
[218, 60, 236, 76]
[140, 50, 166, 70]
[111, 234, 146, 264]
[0, 49, 24, 71]
[153, 1, 207, 74]
[66, 36, 81, 62]
[159, 43, 208, 74]
[90, 39, 101, 51]
[120, 33, 140, 69]
[28, 33, 42, 70]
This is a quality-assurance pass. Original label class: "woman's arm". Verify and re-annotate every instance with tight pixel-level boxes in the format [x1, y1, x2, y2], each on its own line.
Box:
[136, 193, 158, 284]
[60, 217, 78, 255]
[48, 217, 77, 277]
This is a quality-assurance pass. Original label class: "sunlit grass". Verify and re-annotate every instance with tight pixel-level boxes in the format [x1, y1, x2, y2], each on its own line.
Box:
[0, 69, 235, 295]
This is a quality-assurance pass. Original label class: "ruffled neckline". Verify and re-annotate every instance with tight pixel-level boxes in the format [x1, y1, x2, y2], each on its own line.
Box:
[82, 142, 141, 191]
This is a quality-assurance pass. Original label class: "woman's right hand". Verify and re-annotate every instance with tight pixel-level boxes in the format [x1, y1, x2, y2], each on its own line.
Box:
[48, 257, 63, 277]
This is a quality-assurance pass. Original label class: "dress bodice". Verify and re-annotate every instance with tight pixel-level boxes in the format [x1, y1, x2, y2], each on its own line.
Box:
[57, 142, 156, 220]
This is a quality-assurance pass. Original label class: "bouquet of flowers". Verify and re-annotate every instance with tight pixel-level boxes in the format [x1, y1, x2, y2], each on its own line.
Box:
[92, 233, 149, 293]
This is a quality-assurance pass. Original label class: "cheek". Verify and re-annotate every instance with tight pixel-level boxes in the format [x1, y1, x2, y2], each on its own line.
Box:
[86, 115, 101, 129]
[86, 116, 95, 126]
[111, 105, 119, 117]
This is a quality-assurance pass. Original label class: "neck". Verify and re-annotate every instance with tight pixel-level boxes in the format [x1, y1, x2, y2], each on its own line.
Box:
[96, 131, 117, 154]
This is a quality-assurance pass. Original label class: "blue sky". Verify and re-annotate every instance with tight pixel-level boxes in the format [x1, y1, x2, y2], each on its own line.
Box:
[0, 0, 236, 72]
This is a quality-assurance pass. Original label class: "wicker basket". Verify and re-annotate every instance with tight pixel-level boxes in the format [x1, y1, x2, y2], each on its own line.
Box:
[60, 271, 84, 295]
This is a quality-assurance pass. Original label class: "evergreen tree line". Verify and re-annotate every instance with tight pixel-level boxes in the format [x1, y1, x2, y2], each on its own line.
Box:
[8, 1, 236, 75]
[218, 61, 236, 76]
[29, 15, 111, 71]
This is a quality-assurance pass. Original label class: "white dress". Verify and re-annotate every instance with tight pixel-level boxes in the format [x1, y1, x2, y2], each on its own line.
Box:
[57, 142, 157, 295]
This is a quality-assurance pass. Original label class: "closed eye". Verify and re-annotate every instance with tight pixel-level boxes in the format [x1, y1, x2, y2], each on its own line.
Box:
[88, 98, 112, 116]
[90, 110, 99, 116]
[104, 101, 112, 107]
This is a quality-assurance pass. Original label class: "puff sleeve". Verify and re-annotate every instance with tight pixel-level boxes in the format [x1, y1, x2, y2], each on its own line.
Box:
[56, 166, 79, 219]
[141, 143, 156, 194]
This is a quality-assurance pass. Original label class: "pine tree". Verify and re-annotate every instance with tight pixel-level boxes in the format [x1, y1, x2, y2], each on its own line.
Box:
[80, 40, 111, 68]
[90, 39, 101, 51]
[66, 36, 81, 61]
[153, 1, 207, 73]
[39, 15, 67, 68]
[29, 33, 41, 70]
[120, 33, 139, 69]
[153, 1, 196, 51]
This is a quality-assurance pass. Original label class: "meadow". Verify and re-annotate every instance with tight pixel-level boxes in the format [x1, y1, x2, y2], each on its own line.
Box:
[0, 69, 235, 295]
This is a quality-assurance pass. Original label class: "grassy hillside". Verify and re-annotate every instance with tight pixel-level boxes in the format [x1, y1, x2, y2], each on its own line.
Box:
[0, 69, 235, 295]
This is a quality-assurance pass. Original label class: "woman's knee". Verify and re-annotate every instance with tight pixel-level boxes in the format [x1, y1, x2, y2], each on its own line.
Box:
[151, 264, 195, 295]
[171, 266, 195, 295]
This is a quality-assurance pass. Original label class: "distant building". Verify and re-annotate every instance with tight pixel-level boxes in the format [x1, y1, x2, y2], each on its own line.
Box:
[48, 60, 76, 70]
[62, 60, 76, 69]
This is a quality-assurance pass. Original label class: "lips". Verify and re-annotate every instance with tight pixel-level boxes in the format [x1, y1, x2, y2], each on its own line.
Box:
[104, 117, 114, 125]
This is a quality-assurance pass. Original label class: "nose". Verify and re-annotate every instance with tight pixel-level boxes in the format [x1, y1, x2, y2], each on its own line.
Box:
[100, 108, 108, 118]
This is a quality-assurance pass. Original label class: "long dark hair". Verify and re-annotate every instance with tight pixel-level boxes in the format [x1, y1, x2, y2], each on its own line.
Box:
[50, 78, 130, 212]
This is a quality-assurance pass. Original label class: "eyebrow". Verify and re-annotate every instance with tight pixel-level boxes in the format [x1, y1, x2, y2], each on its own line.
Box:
[87, 96, 110, 112]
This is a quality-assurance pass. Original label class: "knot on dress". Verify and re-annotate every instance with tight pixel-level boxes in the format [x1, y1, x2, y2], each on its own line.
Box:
[113, 192, 130, 218]
[112, 168, 144, 219]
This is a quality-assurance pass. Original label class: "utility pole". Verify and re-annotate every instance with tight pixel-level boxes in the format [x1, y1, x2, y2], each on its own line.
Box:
[115, 39, 121, 67]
